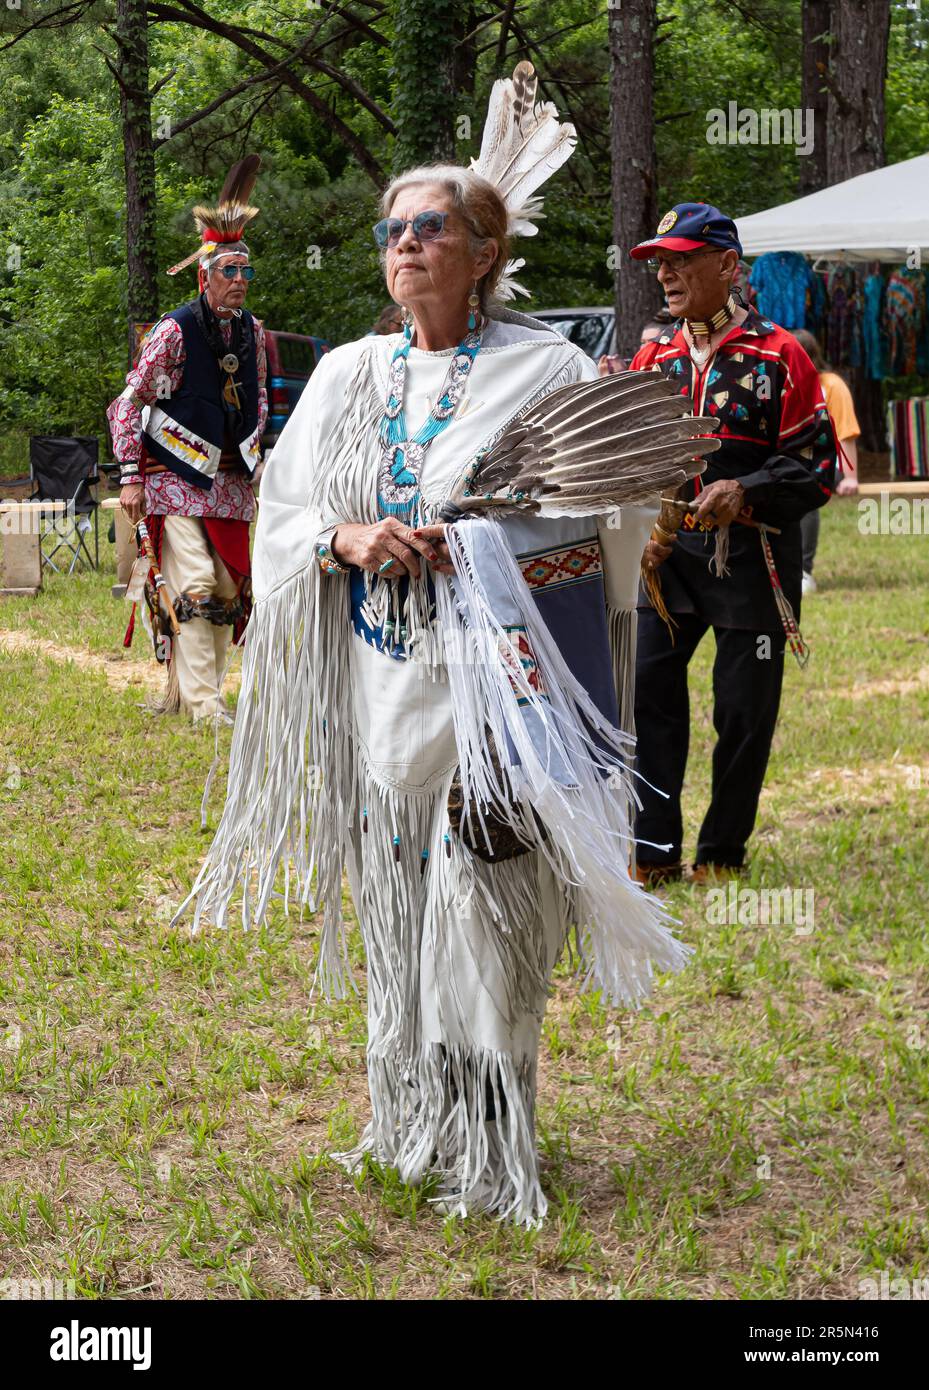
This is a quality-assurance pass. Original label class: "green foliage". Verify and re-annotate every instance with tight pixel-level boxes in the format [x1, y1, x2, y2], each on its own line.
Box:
[389, 0, 458, 171]
[0, 0, 927, 444]
[512, 186, 614, 312]
[0, 95, 126, 440]
[885, 1, 929, 166]
[655, 0, 803, 218]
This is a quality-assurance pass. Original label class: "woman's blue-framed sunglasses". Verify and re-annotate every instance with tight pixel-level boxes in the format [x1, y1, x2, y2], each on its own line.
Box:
[373, 210, 448, 249]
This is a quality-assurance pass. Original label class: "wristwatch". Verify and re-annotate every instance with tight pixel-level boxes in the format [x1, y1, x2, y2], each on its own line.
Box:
[315, 524, 349, 575]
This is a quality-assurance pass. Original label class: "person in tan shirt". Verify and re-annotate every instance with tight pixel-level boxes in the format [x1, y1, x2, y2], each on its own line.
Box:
[794, 329, 860, 594]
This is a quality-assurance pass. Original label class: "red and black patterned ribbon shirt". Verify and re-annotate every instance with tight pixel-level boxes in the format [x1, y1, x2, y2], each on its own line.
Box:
[630, 306, 838, 629]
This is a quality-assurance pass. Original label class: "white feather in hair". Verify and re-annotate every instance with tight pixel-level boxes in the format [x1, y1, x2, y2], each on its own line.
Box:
[496, 257, 530, 300]
[471, 60, 576, 241]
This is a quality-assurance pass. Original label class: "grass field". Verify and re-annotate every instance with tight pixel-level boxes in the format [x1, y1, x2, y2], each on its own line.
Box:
[0, 500, 927, 1300]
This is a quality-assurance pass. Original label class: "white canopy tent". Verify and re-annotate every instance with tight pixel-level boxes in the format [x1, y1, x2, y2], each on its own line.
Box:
[737, 153, 929, 263]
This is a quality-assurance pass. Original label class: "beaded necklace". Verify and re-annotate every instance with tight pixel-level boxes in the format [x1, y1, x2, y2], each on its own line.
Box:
[686, 294, 738, 370]
[686, 294, 737, 340]
[377, 317, 483, 523]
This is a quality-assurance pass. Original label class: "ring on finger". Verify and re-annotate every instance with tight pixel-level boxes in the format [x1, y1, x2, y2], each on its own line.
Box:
[377, 557, 395, 574]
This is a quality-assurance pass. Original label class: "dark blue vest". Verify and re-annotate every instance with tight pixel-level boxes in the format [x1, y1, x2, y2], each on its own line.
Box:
[142, 299, 260, 490]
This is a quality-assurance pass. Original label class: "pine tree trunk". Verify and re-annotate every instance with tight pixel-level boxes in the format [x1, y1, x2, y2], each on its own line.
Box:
[608, 0, 658, 361]
[823, 0, 890, 451]
[453, 3, 479, 99]
[799, 0, 830, 195]
[116, 0, 158, 368]
[391, 0, 458, 172]
[825, 0, 890, 183]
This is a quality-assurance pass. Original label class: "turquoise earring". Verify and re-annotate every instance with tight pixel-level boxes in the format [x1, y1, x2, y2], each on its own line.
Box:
[467, 284, 480, 332]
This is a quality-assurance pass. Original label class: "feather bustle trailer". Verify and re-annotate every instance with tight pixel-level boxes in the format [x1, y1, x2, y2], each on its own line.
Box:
[167, 153, 262, 277]
[439, 371, 721, 522]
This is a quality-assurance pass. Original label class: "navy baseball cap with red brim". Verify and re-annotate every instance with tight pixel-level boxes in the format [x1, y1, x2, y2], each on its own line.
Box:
[630, 202, 742, 260]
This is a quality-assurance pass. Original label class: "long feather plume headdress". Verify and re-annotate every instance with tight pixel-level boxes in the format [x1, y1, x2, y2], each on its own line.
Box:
[166, 154, 262, 277]
[470, 60, 576, 300]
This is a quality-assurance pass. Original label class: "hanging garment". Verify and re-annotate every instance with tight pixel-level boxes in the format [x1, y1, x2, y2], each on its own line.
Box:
[809, 270, 828, 338]
[919, 270, 929, 376]
[825, 264, 863, 368]
[862, 273, 887, 381]
[884, 268, 927, 377]
[750, 252, 817, 330]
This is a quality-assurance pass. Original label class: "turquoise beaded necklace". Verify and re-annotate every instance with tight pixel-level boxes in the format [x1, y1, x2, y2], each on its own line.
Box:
[376, 307, 483, 524]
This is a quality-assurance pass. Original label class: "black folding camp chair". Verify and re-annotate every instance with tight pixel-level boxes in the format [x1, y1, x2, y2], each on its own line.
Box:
[29, 436, 100, 574]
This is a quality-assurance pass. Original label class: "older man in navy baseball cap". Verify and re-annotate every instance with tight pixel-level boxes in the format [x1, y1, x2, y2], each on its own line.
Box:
[627, 202, 837, 887]
[630, 202, 743, 261]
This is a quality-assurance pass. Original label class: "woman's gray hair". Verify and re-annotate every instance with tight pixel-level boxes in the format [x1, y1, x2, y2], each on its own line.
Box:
[379, 163, 511, 309]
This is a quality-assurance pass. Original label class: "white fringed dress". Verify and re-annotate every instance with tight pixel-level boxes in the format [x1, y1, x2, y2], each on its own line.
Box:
[181, 311, 691, 1224]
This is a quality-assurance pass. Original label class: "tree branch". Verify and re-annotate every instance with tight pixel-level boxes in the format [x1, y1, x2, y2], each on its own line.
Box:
[90, 42, 127, 92]
[155, 57, 296, 148]
[147, 0, 393, 129]
[718, 0, 797, 41]
[198, 81, 284, 171]
[314, 1, 389, 49]
[149, 66, 177, 100]
[457, 4, 524, 46]
[496, 0, 518, 65]
[154, 28, 320, 148]
[146, 1, 386, 183]
[0, 0, 95, 54]
[508, 17, 600, 178]
[310, 56, 396, 133]
[815, 59, 854, 118]
[655, 107, 701, 125]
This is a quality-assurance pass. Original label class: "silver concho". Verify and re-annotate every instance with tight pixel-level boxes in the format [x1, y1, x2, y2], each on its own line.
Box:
[221, 353, 239, 374]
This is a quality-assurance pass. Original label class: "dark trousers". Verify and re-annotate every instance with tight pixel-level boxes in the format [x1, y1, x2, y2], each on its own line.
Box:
[633, 608, 785, 867]
[800, 509, 819, 574]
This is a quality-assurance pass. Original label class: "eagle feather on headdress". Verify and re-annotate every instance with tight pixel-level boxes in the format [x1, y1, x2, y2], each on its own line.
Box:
[469, 61, 575, 298]
[470, 61, 576, 239]
[167, 154, 262, 277]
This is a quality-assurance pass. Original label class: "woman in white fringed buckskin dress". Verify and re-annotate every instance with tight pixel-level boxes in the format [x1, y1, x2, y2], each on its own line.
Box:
[178, 63, 692, 1224]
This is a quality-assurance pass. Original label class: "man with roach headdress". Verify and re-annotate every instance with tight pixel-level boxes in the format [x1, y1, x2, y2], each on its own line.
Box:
[107, 156, 267, 722]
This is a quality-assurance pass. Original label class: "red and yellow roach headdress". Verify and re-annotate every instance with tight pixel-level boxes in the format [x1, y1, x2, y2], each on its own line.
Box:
[166, 154, 261, 286]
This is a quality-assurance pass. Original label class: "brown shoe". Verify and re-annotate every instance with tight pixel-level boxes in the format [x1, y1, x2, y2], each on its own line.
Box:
[688, 862, 741, 885]
[635, 861, 683, 888]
